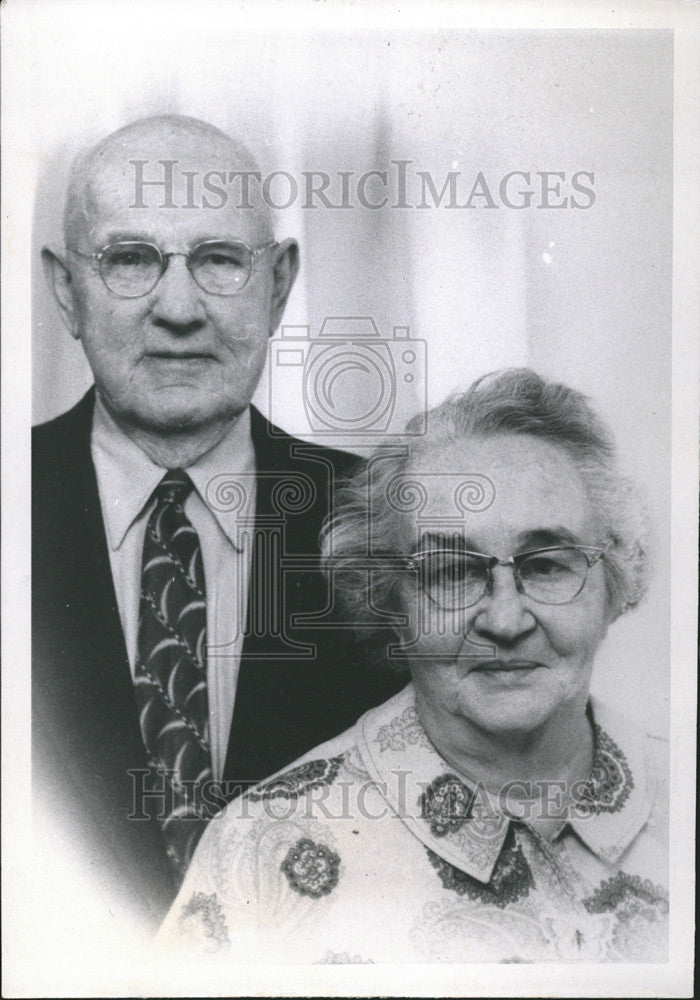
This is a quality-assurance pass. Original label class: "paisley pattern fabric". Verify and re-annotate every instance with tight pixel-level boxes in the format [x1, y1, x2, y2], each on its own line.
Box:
[158, 684, 668, 964]
[373, 704, 433, 753]
[248, 757, 344, 802]
[320, 950, 374, 964]
[576, 724, 634, 815]
[420, 773, 475, 836]
[177, 892, 230, 953]
[582, 872, 669, 962]
[281, 838, 341, 898]
[583, 870, 668, 914]
[427, 826, 535, 908]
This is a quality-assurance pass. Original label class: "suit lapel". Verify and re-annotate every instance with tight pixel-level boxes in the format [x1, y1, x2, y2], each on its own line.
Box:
[33, 390, 175, 920]
[45, 391, 145, 776]
[223, 409, 338, 789]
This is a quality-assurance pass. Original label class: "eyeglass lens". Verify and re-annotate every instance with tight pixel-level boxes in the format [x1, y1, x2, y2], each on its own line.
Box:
[419, 548, 592, 608]
[98, 242, 253, 296]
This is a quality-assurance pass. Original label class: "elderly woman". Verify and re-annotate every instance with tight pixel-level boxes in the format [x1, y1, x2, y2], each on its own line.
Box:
[158, 369, 668, 963]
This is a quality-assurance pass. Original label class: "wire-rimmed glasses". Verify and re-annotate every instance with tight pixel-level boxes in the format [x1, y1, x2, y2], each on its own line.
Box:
[404, 545, 608, 609]
[66, 239, 278, 297]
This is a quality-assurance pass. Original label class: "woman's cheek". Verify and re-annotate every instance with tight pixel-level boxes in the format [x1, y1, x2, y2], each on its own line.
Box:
[541, 604, 607, 662]
[398, 607, 474, 662]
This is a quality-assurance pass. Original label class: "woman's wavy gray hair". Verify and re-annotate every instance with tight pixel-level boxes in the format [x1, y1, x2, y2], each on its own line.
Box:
[321, 368, 652, 651]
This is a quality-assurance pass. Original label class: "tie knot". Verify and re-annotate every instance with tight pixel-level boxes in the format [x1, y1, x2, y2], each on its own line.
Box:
[155, 469, 194, 506]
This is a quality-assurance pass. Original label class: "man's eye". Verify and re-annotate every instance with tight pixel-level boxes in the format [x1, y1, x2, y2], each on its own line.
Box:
[106, 247, 154, 268]
[197, 248, 246, 269]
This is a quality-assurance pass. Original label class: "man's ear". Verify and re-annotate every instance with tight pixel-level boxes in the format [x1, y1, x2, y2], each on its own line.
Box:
[268, 238, 300, 334]
[42, 247, 80, 340]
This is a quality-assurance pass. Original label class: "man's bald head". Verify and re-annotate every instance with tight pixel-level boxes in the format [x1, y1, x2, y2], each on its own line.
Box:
[63, 114, 274, 248]
[45, 112, 299, 455]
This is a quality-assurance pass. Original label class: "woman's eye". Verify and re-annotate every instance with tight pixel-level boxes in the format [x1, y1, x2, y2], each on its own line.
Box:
[444, 562, 466, 582]
[442, 558, 484, 583]
[522, 556, 566, 577]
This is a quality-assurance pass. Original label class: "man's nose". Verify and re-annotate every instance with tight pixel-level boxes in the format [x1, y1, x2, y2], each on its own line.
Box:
[149, 255, 206, 331]
[472, 565, 536, 643]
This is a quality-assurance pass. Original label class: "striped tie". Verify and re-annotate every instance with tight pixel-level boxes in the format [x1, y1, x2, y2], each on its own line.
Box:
[134, 470, 212, 882]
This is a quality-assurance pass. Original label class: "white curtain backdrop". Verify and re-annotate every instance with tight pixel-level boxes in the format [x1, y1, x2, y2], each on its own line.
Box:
[31, 29, 672, 734]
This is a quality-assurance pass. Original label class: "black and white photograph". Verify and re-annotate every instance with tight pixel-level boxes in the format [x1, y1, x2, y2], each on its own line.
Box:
[2, 1, 697, 996]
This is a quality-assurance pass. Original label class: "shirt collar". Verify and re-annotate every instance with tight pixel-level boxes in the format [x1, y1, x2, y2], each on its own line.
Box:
[356, 685, 653, 884]
[567, 696, 653, 867]
[91, 396, 255, 552]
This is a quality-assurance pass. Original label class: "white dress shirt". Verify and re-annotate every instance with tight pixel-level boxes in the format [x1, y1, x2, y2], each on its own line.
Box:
[91, 397, 256, 782]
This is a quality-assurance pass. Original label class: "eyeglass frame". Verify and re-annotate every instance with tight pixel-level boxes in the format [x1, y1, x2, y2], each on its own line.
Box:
[402, 543, 609, 609]
[65, 239, 279, 298]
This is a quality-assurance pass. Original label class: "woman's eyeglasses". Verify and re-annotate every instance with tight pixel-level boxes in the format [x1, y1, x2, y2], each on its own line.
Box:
[67, 240, 278, 297]
[404, 545, 608, 609]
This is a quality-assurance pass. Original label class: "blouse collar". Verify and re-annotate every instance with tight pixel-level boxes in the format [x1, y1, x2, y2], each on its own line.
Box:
[356, 684, 653, 884]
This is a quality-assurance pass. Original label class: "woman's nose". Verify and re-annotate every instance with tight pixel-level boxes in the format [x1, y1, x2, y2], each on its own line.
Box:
[472, 565, 535, 642]
[150, 256, 206, 330]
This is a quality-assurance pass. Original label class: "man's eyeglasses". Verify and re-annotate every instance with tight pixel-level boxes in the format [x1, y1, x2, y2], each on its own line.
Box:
[404, 545, 608, 609]
[67, 240, 278, 298]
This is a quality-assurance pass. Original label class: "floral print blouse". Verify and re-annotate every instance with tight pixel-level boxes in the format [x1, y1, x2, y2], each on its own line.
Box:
[158, 684, 668, 963]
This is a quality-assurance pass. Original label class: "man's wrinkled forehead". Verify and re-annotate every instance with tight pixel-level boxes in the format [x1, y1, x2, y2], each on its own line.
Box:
[87, 145, 238, 214]
[64, 118, 272, 246]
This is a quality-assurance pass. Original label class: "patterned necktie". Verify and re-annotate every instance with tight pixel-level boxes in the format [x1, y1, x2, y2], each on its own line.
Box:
[134, 470, 212, 882]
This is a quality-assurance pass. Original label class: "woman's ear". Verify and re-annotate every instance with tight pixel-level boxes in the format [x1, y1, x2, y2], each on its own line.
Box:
[42, 247, 80, 340]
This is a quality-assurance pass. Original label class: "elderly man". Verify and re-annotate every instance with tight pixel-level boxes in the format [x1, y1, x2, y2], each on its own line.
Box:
[33, 114, 401, 929]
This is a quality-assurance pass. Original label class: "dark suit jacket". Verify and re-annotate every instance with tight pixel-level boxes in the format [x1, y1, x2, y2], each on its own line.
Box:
[32, 390, 404, 929]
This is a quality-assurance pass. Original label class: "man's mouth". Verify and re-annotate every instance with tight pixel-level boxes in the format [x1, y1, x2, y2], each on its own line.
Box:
[471, 659, 545, 673]
[147, 351, 215, 359]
